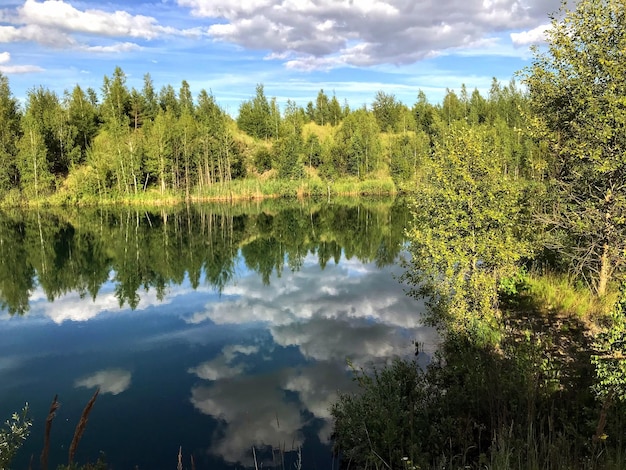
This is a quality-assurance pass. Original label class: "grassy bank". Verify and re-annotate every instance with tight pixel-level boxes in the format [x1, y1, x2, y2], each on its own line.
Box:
[1, 176, 398, 208]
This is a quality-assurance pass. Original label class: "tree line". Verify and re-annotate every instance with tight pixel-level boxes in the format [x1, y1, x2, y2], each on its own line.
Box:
[0, 69, 538, 204]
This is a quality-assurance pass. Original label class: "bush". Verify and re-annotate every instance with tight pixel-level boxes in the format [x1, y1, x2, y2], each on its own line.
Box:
[0, 404, 32, 469]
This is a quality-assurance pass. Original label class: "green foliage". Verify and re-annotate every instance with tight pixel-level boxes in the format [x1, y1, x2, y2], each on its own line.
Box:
[333, 109, 382, 179]
[254, 147, 273, 173]
[388, 132, 429, 183]
[331, 359, 428, 469]
[18, 111, 54, 199]
[592, 282, 626, 403]
[237, 84, 276, 139]
[0, 404, 32, 469]
[523, 0, 626, 296]
[405, 125, 532, 341]
[0, 73, 21, 196]
[0, 69, 542, 206]
[372, 90, 404, 132]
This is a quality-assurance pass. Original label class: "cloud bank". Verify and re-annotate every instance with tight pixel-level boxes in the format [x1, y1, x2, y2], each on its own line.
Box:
[179, 0, 562, 69]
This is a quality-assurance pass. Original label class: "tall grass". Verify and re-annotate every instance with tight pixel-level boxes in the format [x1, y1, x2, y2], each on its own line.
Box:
[25, 176, 398, 207]
[525, 271, 617, 321]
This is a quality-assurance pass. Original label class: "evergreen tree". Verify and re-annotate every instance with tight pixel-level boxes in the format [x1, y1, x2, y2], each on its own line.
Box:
[0, 73, 21, 195]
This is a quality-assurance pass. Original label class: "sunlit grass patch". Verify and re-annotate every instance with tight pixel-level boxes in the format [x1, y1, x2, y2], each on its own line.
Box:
[525, 272, 617, 321]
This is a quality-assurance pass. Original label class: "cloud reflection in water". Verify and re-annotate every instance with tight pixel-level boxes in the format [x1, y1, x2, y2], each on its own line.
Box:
[187, 254, 437, 466]
[74, 368, 132, 395]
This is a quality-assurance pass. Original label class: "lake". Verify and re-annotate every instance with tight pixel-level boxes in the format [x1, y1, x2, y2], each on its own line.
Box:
[0, 198, 437, 470]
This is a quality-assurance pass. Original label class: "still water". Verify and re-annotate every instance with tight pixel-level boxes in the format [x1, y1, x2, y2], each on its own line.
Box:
[0, 198, 436, 469]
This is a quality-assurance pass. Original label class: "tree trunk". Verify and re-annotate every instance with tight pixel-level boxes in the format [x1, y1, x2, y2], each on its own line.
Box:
[598, 242, 610, 298]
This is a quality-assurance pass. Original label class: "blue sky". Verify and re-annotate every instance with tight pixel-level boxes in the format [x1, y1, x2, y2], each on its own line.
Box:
[0, 0, 561, 112]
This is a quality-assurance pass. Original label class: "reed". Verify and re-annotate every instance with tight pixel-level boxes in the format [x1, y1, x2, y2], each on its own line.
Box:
[68, 388, 100, 466]
[40, 394, 60, 470]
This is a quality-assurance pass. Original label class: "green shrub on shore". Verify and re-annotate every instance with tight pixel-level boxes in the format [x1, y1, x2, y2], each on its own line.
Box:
[0, 404, 32, 469]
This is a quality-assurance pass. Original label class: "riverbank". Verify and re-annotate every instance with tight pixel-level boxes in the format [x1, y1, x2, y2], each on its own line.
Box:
[0, 176, 399, 208]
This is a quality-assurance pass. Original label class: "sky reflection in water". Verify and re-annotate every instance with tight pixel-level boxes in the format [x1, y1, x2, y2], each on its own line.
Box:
[0, 207, 437, 470]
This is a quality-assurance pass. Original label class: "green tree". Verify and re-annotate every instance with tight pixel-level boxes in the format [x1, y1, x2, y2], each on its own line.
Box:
[328, 94, 343, 126]
[66, 84, 98, 165]
[275, 99, 304, 179]
[333, 108, 382, 178]
[237, 84, 274, 139]
[314, 89, 331, 126]
[440, 88, 464, 125]
[523, 0, 626, 297]
[468, 88, 488, 125]
[144, 109, 174, 194]
[404, 125, 532, 341]
[17, 105, 54, 198]
[412, 90, 437, 137]
[101, 67, 133, 194]
[158, 84, 180, 117]
[0, 72, 21, 195]
[372, 90, 402, 132]
[388, 131, 429, 183]
[141, 73, 159, 122]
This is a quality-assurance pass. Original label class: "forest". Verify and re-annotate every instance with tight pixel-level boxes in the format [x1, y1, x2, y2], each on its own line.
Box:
[0, 64, 532, 205]
[2, 0, 626, 469]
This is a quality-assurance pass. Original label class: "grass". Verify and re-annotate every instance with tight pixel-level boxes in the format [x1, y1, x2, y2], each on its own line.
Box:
[524, 271, 618, 322]
[8, 175, 398, 208]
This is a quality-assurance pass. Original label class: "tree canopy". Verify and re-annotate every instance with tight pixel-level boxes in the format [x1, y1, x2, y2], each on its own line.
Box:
[523, 0, 626, 296]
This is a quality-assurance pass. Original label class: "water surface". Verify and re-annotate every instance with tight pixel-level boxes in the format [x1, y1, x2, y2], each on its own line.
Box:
[0, 199, 437, 469]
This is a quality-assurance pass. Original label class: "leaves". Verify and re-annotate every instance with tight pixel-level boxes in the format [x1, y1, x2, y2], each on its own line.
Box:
[523, 0, 626, 295]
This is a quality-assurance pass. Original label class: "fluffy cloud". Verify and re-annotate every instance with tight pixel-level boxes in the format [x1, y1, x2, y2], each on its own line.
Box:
[511, 23, 551, 46]
[271, 315, 436, 367]
[17, 0, 175, 39]
[179, 0, 562, 69]
[74, 368, 132, 395]
[190, 362, 356, 464]
[187, 254, 427, 329]
[84, 42, 142, 53]
[25, 277, 201, 324]
[191, 372, 306, 465]
[0, 0, 204, 51]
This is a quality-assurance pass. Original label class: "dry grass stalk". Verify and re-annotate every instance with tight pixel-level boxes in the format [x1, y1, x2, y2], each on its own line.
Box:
[178, 446, 183, 470]
[252, 446, 259, 470]
[191, 454, 196, 470]
[40, 394, 60, 470]
[68, 388, 100, 465]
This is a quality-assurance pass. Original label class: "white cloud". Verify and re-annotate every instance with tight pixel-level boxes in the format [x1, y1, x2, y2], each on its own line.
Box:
[25, 277, 201, 324]
[188, 344, 259, 380]
[84, 42, 143, 53]
[511, 23, 551, 46]
[191, 373, 306, 465]
[74, 368, 132, 395]
[179, 0, 562, 69]
[0, 24, 76, 47]
[0, 0, 205, 51]
[187, 254, 428, 331]
[19, 0, 173, 39]
[0, 64, 44, 73]
[0, 49, 43, 73]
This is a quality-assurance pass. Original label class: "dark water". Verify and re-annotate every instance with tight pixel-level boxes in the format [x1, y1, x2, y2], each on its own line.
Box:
[0, 198, 437, 470]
